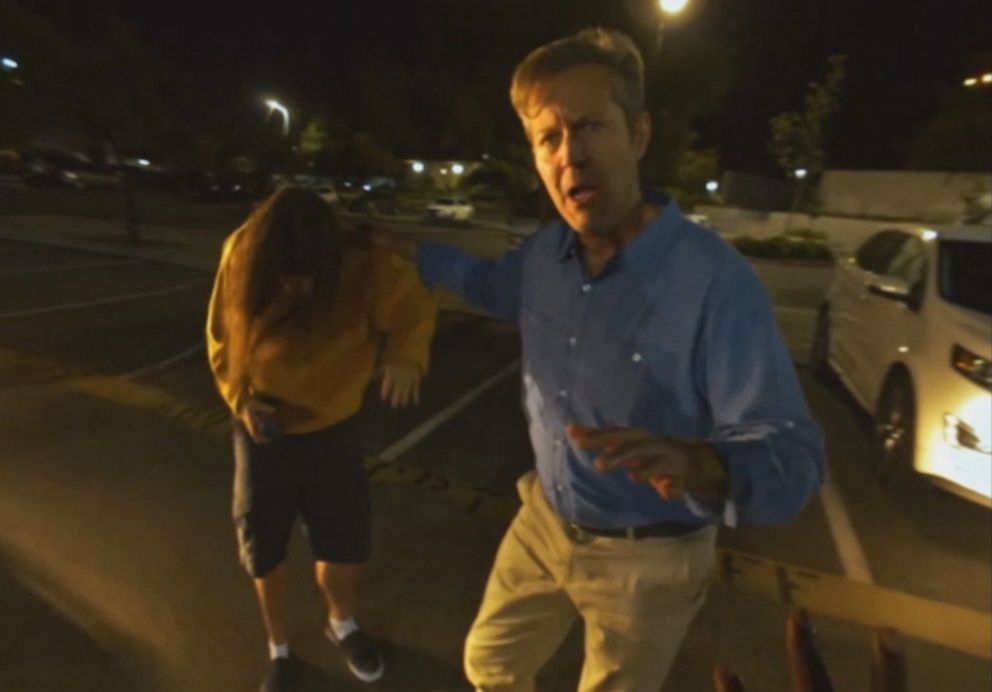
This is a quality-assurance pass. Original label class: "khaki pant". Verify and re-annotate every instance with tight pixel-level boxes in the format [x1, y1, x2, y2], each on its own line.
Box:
[464, 471, 716, 692]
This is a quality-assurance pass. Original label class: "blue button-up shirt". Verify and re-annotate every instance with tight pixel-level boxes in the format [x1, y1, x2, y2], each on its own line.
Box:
[417, 195, 824, 528]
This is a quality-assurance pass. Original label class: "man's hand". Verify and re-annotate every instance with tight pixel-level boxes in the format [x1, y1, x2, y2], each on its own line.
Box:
[567, 424, 728, 501]
[379, 362, 422, 408]
[239, 396, 278, 443]
[369, 228, 418, 261]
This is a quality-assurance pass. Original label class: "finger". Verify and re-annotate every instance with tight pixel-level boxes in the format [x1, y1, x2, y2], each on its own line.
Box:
[595, 448, 677, 475]
[870, 628, 907, 692]
[596, 437, 671, 468]
[648, 475, 685, 501]
[380, 369, 394, 402]
[713, 664, 747, 692]
[569, 425, 646, 447]
[391, 378, 409, 408]
[786, 609, 834, 692]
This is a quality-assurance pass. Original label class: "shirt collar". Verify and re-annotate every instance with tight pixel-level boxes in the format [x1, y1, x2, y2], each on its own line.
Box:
[554, 187, 685, 273]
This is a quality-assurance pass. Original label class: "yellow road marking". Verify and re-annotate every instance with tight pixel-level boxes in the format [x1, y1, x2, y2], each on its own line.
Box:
[4, 346, 991, 659]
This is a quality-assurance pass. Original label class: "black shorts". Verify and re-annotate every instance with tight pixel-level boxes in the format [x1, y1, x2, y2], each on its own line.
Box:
[232, 415, 371, 578]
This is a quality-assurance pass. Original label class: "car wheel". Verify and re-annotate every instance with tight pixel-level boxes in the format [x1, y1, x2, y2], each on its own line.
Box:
[809, 305, 831, 379]
[872, 372, 915, 481]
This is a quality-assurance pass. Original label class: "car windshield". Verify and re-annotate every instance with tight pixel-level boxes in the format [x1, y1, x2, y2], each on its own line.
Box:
[939, 240, 992, 315]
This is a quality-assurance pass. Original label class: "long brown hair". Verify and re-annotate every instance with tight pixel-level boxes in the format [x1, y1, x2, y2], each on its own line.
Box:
[223, 186, 344, 401]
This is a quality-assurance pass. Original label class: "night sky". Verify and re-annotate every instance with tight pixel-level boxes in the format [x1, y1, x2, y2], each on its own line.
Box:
[17, 0, 992, 172]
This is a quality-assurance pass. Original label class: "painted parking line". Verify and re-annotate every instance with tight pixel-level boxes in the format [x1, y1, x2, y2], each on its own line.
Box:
[0, 259, 138, 276]
[5, 346, 990, 659]
[0, 277, 208, 321]
[121, 343, 205, 379]
[820, 468, 874, 583]
[378, 359, 520, 461]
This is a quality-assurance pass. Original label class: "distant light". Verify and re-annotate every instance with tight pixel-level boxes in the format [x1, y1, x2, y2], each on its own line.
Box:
[137, 158, 150, 167]
[411, 161, 425, 174]
[898, 346, 909, 354]
[922, 229, 938, 241]
[705, 180, 719, 193]
[362, 184, 372, 192]
[440, 168, 448, 176]
[964, 78, 979, 87]
[982, 73, 992, 84]
[659, 0, 689, 14]
[1, 57, 17, 71]
[482, 153, 490, 160]
[451, 163, 464, 175]
[794, 168, 808, 180]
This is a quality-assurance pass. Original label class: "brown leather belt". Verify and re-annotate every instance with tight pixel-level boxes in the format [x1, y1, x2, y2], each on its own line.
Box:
[564, 520, 705, 542]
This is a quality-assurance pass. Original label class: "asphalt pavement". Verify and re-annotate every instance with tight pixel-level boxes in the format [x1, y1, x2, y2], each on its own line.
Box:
[1, 215, 989, 692]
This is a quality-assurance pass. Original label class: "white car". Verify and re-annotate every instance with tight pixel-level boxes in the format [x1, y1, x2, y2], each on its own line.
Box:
[425, 196, 474, 222]
[810, 224, 991, 506]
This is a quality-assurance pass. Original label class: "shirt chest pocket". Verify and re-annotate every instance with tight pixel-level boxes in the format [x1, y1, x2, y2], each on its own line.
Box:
[584, 337, 679, 420]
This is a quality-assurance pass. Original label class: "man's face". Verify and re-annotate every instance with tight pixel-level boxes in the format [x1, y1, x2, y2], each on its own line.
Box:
[522, 64, 649, 238]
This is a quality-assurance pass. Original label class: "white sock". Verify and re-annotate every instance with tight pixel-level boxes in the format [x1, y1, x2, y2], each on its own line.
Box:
[268, 641, 289, 660]
[329, 616, 358, 640]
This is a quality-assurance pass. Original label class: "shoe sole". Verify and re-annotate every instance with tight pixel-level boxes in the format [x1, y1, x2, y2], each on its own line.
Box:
[324, 625, 384, 683]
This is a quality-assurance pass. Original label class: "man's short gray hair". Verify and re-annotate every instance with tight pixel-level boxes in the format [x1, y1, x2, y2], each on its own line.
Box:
[510, 28, 646, 132]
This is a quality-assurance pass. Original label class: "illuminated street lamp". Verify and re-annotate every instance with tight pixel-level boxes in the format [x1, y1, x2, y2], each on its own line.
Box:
[451, 163, 465, 175]
[705, 180, 719, 193]
[411, 161, 425, 174]
[1, 56, 18, 71]
[659, 0, 689, 14]
[264, 99, 290, 136]
[794, 168, 808, 180]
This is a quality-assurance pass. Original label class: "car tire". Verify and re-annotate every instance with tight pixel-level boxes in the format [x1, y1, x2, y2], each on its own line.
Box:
[872, 372, 915, 482]
[809, 305, 832, 379]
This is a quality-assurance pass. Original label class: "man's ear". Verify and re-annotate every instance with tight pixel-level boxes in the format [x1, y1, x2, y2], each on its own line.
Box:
[633, 111, 651, 159]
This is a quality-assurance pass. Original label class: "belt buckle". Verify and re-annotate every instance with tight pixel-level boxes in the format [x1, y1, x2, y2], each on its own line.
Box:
[564, 521, 595, 544]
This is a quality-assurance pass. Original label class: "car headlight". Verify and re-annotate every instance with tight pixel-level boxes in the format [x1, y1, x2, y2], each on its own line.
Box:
[951, 344, 992, 390]
[944, 413, 992, 454]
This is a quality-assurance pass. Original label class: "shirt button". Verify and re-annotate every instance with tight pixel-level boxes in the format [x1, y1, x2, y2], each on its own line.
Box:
[554, 438, 563, 447]
[568, 337, 578, 347]
[581, 283, 591, 293]
[631, 352, 642, 363]
[558, 389, 568, 398]
[556, 484, 565, 493]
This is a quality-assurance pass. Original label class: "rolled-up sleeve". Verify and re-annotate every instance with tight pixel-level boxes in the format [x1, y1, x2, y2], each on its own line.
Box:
[687, 266, 825, 526]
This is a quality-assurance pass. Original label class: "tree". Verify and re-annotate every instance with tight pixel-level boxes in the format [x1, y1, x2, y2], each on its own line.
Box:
[769, 54, 847, 212]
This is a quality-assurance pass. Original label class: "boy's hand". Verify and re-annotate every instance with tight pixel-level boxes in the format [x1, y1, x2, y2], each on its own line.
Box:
[380, 362, 422, 408]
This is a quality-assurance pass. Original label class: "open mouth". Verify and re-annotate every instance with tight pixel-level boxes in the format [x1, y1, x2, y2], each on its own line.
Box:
[566, 184, 599, 205]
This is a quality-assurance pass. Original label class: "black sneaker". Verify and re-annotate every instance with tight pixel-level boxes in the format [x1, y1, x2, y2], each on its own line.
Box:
[259, 655, 297, 692]
[325, 625, 385, 683]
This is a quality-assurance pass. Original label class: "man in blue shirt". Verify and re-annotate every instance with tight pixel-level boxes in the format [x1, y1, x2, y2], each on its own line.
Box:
[377, 27, 824, 692]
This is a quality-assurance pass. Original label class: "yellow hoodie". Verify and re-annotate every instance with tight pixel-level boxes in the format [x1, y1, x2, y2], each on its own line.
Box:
[206, 228, 436, 434]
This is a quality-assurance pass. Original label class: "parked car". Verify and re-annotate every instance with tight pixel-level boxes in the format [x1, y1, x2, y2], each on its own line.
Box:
[348, 188, 399, 215]
[272, 174, 339, 204]
[810, 224, 991, 507]
[425, 196, 475, 222]
[21, 150, 121, 189]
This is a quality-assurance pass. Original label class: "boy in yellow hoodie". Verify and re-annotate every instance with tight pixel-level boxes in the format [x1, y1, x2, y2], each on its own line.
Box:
[206, 187, 436, 690]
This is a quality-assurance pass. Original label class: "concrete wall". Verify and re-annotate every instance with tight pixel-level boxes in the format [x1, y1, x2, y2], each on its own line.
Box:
[819, 170, 991, 222]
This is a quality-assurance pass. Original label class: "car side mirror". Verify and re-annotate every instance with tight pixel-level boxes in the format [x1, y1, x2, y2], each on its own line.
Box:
[867, 276, 912, 303]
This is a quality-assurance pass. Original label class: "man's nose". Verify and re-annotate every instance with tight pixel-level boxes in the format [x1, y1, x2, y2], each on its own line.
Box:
[560, 130, 587, 167]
